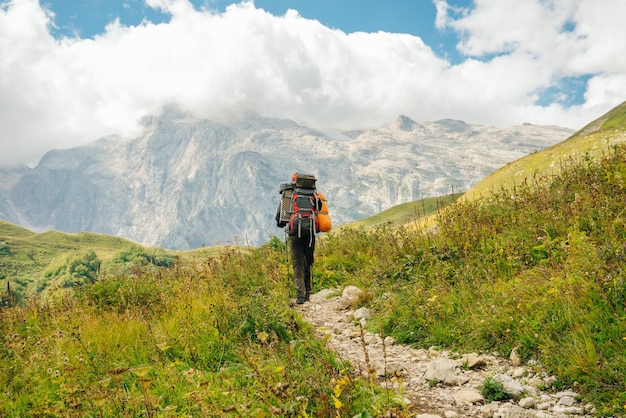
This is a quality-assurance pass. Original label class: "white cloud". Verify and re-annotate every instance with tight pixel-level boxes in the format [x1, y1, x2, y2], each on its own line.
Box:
[0, 0, 625, 167]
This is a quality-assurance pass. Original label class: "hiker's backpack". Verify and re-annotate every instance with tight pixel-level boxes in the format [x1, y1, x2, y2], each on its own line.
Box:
[289, 173, 319, 239]
[278, 173, 332, 237]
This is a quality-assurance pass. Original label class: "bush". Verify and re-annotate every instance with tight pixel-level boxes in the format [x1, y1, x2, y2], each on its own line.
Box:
[480, 377, 514, 402]
[102, 247, 177, 275]
[0, 242, 11, 255]
[43, 250, 101, 289]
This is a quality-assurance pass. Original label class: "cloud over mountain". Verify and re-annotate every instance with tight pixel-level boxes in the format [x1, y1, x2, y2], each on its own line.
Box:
[0, 0, 624, 167]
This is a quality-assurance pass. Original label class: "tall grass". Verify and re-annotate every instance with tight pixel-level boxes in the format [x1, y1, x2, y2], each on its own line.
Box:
[0, 245, 397, 416]
[2, 145, 626, 416]
[316, 145, 626, 416]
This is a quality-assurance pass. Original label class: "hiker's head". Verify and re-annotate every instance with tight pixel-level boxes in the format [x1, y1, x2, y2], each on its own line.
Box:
[279, 182, 292, 194]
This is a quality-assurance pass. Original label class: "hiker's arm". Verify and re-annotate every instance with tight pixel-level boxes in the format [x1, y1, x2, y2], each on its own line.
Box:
[276, 202, 287, 228]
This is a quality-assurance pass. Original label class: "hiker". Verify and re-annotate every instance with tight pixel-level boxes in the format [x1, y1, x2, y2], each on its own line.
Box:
[276, 173, 330, 304]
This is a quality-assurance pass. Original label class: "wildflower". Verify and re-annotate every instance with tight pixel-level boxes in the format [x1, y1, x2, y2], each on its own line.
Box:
[131, 366, 152, 378]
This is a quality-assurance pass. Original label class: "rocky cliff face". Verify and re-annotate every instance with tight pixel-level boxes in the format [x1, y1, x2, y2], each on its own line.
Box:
[1, 110, 574, 249]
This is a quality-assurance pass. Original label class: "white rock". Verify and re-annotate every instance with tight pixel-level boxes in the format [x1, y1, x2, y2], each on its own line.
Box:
[492, 374, 525, 396]
[425, 358, 470, 385]
[462, 352, 488, 369]
[444, 411, 458, 418]
[521, 385, 537, 397]
[554, 406, 584, 415]
[543, 376, 557, 388]
[494, 404, 536, 418]
[340, 286, 364, 308]
[509, 347, 522, 366]
[518, 397, 537, 409]
[310, 288, 336, 302]
[527, 377, 544, 388]
[555, 390, 579, 399]
[376, 361, 404, 377]
[384, 336, 396, 346]
[556, 395, 576, 407]
[353, 307, 370, 321]
[454, 389, 484, 405]
[511, 367, 526, 378]
[415, 414, 441, 418]
[480, 402, 500, 417]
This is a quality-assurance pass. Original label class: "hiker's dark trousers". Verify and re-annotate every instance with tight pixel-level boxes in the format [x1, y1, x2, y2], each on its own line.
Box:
[289, 235, 315, 299]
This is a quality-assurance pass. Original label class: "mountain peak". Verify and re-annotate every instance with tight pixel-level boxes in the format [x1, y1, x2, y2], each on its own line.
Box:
[0, 113, 575, 249]
[395, 114, 418, 131]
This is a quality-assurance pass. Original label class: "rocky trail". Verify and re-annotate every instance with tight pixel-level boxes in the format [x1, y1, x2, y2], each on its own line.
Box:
[296, 286, 597, 418]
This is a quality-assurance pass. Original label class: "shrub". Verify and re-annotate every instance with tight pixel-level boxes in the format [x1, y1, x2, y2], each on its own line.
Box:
[480, 377, 514, 402]
[43, 250, 101, 289]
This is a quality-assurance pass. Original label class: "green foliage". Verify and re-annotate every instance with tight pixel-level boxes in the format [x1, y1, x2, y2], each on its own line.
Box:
[262, 234, 287, 252]
[105, 246, 177, 271]
[335, 193, 460, 231]
[598, 101, 626, 132]
[314, 145, 626, 415]
[0, 241, 11, 255]
[480, 377, 514, 402]
[43, 250, 101, 288]
[0, 241, 395, 416]
[2, 113, 626, 415]
[78, 273, 166, 314]
[0, 224, 148, 302]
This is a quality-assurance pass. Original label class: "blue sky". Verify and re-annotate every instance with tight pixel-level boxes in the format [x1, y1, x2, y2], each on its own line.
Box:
[1, 0, 626, 166]
[47, 1, 468, 58]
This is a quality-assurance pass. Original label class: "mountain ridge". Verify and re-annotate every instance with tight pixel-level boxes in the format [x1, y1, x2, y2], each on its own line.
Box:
[0, 111, 574, 249]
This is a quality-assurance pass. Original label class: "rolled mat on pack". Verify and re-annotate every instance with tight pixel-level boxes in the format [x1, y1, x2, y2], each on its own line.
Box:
[316, 192, 332, 233]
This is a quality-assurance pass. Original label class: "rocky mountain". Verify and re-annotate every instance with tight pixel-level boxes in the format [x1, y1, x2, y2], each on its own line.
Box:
[0, 110, 574, 249]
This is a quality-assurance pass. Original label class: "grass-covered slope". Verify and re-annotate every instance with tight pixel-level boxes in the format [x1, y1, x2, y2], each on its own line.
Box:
[316, 143, 626, 415]
[463, 100, 626, 201]
[0, 222, 180, 302]
[0, 220, 249, 303]
[0, 240, 397, 416]
[1, 101, 626, 416]
[332, 194, 460, 232]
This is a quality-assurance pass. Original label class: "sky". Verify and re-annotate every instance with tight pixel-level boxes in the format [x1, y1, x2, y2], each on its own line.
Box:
[1, 0, 625, 167]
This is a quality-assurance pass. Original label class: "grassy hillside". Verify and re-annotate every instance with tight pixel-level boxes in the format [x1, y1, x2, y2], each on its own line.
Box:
[1, 102, 626, 416]
[332, 194, 460, 232]
[462, 100, 626, 201]
[0, 221, 250, 303]
[317, 142, 626, 415]
[0, 223, 211, 304]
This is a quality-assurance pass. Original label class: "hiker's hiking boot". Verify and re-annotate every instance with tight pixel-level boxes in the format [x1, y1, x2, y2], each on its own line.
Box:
[305, 293, 311, 302]
[296, 297, 306, 305]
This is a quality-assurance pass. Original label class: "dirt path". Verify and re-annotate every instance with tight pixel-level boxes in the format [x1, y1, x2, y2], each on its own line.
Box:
[296, 286, 594, 418]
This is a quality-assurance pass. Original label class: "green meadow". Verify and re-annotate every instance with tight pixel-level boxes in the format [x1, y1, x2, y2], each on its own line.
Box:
[1, 101, 626, 416]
